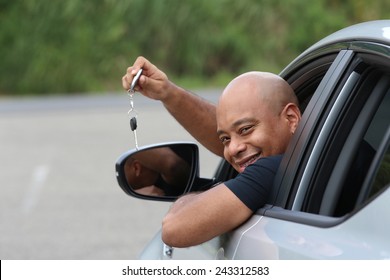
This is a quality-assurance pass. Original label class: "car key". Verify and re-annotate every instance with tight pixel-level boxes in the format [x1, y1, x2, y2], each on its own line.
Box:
[127, 68, 143, 150]
[129, 68, 143, 92]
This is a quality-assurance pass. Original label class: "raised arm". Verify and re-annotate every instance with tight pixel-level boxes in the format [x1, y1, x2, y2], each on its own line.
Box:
[122, 56, 223, 157]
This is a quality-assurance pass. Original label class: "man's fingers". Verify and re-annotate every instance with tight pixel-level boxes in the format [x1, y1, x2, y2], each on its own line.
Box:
[131, 56, 149, 75]
[135, 75, 147, 91]
[122, 75, 131, 90]
[122, 72, 146, 92]
[123, 63, 143, 89]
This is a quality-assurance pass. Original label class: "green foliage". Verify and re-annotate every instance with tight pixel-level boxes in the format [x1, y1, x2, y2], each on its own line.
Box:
[0, 0, 388, 95]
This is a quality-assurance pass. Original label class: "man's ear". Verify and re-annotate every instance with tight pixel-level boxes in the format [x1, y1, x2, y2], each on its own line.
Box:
[133, 160, 142, 177]
[284, 103, 301, 134]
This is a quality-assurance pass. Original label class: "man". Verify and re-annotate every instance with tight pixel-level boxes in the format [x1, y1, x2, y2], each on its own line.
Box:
[122, 56, 301, 247]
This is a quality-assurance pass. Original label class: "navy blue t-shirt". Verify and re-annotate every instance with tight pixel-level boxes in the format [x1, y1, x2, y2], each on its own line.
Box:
[224, 155, 283, 212]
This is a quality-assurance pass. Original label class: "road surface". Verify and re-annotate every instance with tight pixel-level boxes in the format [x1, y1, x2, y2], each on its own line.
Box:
[0, 90, 221, 259]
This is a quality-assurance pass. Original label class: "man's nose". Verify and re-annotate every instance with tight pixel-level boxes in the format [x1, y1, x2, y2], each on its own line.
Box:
[228, 137, 246, 156]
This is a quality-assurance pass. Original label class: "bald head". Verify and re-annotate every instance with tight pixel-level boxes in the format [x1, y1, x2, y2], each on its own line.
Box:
[219, 71, 298, 115]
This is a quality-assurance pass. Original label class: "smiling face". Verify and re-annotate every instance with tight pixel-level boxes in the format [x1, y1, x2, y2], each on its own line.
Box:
[216, 72, 300, 173]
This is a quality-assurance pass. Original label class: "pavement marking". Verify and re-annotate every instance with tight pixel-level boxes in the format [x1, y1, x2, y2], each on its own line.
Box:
[21, 165, 50, 214]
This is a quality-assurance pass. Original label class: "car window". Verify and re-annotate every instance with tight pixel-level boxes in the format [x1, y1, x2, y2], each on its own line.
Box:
[310, 66, 390, 217]
[355, 104, 390, 206]
[265, 51, 390, 226]
[331, 81, 390, 216]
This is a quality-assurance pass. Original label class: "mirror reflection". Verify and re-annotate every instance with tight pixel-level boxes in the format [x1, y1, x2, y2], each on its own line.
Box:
[124, 146, 192, 197]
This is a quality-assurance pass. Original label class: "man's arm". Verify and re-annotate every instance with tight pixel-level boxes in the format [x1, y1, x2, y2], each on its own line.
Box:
[133, 147, 190, 187]
[161, 184, 253, 248]
[122, 56, 223, 157]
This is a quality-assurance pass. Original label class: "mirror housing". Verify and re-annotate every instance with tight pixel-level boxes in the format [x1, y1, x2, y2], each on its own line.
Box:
[115, 142, 215, 201]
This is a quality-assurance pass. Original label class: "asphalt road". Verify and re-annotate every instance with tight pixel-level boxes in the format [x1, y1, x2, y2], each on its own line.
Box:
[0, 90, 221, 259]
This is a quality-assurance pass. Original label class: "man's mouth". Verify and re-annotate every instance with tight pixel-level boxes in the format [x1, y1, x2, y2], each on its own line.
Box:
[237, 154, 262, 171]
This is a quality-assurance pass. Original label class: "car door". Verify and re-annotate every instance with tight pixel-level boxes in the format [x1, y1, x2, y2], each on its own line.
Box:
[226, 41, 390, 259]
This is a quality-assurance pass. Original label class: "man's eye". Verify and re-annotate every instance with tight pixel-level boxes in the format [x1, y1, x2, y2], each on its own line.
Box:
[240, 126, 253, 135]
[220, 136, 230, 144]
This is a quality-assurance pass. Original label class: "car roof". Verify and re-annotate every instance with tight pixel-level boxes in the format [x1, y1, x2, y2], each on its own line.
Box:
[304, 20, 390, 54]
[281, 20, 390, 77]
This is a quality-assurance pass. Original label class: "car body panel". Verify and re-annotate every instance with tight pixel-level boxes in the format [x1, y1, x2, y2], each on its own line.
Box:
[231, 188, 390, 259]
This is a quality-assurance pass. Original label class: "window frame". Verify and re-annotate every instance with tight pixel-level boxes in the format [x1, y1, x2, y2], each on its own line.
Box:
[263, 42, 390, 227]
[270, 50, 356, 208]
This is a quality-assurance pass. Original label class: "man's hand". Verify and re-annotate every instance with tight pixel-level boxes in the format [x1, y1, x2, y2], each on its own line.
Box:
[122, 56, 172, 102]
[122, 56, 224, 157]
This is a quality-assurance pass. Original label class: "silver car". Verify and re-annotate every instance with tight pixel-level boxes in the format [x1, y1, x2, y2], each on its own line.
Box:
[115, 20, 390, 259]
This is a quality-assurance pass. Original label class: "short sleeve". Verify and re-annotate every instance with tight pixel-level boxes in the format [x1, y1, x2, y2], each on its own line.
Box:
[224, 155, 283, 212]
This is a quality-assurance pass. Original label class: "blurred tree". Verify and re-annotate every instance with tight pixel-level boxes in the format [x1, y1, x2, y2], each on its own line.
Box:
[0, 0, 388, 95]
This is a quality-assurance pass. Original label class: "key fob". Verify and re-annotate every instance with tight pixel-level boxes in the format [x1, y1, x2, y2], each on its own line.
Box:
[130, 117, 137, 131]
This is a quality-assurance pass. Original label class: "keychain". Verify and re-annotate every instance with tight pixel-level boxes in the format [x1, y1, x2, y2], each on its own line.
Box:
[128, 68, 143, 150]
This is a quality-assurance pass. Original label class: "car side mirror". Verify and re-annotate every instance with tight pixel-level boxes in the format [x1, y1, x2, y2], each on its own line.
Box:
[115, 142, 214, 201]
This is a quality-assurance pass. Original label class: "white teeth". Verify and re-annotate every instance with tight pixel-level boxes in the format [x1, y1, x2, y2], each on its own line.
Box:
[241, 154, 260, 168]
